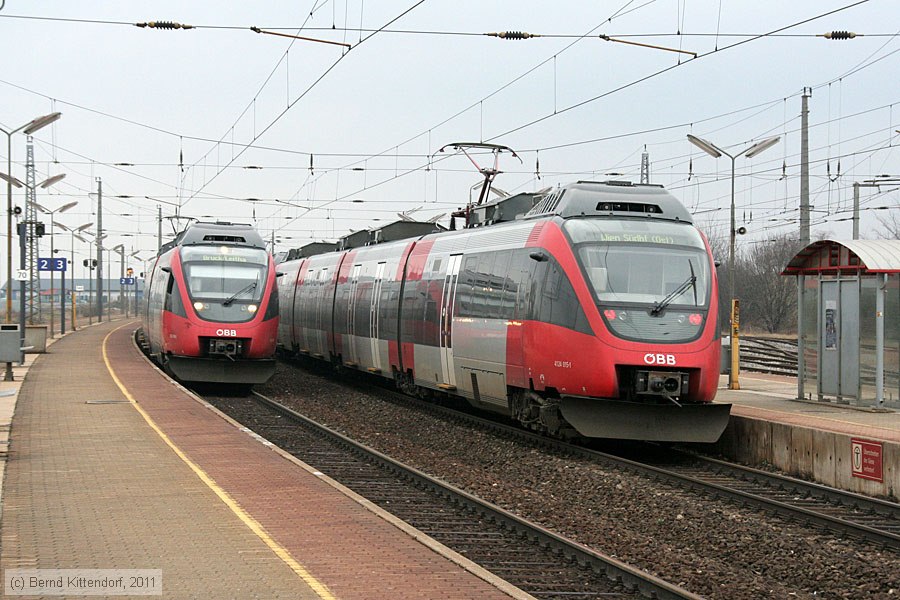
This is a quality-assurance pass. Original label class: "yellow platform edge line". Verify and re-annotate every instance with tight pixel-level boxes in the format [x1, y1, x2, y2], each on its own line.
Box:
[102, 325, 337, 600]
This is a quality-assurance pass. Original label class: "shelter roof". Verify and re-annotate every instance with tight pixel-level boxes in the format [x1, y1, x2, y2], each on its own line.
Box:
[782, 239, 900, 275]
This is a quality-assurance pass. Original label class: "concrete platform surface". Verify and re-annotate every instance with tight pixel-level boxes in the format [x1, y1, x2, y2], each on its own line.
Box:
[0, 320, 527, 600]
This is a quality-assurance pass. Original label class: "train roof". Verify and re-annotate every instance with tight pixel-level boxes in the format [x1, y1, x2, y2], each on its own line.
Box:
[337, 220, 445, 250]
[284, 242, 339, 261]
[158, 221, 266, 255]
[525, 180, 693, 224]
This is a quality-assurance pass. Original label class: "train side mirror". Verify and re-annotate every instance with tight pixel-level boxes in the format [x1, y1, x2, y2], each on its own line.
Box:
[714, 260, 721, 268]
[529, 251, 548, 262]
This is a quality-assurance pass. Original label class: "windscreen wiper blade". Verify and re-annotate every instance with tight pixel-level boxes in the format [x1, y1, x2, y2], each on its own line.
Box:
[651, 274, 696, 316]
[222, 281, 257, 306]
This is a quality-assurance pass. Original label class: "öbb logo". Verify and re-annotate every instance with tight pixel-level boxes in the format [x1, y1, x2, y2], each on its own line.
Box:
[643, 353, 676, 366]
[216, 329, 237, 337]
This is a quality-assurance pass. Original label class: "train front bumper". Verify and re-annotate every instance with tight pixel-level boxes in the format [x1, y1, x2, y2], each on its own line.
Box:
[166, 356, 277, 385]
[559, 396, 731, 442]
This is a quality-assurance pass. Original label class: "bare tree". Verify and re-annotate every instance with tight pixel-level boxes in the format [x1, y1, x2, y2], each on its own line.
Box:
[876, 209, 900, 239]
[696, 222, 730, 333]
[736, 234, 801, 333]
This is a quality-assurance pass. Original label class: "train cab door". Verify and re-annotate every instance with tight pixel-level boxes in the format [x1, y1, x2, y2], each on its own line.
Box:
[439, 254, 463, 390]
[346, 264, 362, 366]
[369, 262, 386, 373]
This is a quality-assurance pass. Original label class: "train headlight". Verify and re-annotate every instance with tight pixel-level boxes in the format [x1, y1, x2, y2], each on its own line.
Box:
[247, 304, 258, 313]
[193, 302, 205, 311]
[689, 313, 703, 326]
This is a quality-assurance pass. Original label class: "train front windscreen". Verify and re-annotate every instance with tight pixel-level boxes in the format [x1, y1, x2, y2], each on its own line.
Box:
[180, 246, 269, 323]
[565, 218, 712, 343]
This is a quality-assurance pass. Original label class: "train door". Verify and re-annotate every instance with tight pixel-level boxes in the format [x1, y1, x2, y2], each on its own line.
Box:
[439, 254, 463, 389]
[346, 264, 362, 365]
[369, 262, 386, 372]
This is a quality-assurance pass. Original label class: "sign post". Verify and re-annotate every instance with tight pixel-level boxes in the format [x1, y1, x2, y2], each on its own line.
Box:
[120, 277, 136, 319]
[730, 298, 741, 390]
[38, 257, 67, 336]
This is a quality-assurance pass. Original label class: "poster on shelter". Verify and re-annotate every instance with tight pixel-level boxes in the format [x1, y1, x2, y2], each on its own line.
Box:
[824, 301, 837, 350]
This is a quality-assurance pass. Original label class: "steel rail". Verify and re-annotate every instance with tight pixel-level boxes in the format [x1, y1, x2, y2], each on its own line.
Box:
[328, 375, 900, 551]
[248, 391, 703, 600]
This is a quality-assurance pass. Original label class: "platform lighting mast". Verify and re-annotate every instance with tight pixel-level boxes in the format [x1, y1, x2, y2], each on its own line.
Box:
[24, 137, 41, 324]
[640, 146, 650, 184]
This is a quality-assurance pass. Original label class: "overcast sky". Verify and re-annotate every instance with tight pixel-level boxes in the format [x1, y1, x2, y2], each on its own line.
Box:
[1, 0, 898, 281]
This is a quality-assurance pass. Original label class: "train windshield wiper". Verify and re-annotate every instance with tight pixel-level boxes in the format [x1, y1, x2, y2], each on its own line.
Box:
[222, 281, 257, 306]
[651, 262, 696, 316]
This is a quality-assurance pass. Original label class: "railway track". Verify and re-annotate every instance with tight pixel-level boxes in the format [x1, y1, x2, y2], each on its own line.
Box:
[338, 377, 900, 552]
[739, 336, 800, 376]
[207, 391, 702, 600]
[740, 336, 900, 390]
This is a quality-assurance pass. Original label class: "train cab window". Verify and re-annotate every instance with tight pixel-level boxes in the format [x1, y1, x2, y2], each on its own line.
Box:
[163, 273, 187, 318]
[533, 257, 592, 335]
[179, 246, 269, 323]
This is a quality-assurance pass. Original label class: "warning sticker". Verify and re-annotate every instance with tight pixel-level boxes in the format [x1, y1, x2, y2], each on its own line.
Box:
[850, 438, 883, 482]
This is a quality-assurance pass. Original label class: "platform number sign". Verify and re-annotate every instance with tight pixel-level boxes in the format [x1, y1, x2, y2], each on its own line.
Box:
[120, 277, 136, 285]
[850, 438, 883, 482]
[38, 257, 66, 272]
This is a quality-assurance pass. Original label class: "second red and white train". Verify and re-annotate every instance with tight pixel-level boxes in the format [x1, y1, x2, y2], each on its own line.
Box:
[276, 181, 731, 442]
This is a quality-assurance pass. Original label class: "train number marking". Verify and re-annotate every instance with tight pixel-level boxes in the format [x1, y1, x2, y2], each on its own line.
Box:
[553, 360, 572, 369]
[644, 353, 676, 366]
[216, 329, 237, 337]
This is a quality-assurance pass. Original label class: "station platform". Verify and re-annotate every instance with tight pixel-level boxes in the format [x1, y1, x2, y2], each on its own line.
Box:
[712, 372, 899, 501]
[0, 320, 528, 600]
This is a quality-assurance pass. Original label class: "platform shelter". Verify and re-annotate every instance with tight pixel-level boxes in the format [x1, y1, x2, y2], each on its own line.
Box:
[782, 239, 900, 408]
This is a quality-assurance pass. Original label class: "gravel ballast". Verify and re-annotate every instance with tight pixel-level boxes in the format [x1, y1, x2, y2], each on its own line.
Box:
[252, 361, 900, 599]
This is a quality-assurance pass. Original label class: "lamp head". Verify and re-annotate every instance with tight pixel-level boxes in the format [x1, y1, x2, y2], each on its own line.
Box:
[0, 172, 24, 188]
[743, 136, 780, 159]
[22, 112, 62, 135]
[39, 173, 66, 189]
[686, 134, 723, 159]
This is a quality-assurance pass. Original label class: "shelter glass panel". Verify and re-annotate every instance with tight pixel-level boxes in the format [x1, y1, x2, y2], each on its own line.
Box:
[860, 277, 877, 403]
[801, 277, 818, 400]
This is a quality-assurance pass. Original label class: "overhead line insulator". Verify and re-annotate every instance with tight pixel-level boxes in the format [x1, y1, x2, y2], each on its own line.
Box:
[135, 21, 194, 30]
[485, 31, 540, 40]
[821, 31, 859, 40]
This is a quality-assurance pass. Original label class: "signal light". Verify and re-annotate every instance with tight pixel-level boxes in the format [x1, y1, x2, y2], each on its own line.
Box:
[35, 222, 46, 237]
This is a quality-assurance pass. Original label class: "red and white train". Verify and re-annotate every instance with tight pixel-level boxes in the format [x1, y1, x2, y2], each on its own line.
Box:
[140, 221, 279, 386]
[277, 181, 731, 442]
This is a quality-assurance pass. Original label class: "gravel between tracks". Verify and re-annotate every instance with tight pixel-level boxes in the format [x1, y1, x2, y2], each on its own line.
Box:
[255, 361, 900, 599]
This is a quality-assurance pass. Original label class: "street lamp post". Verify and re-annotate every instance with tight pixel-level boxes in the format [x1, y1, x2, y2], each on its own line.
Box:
[687, 133, 780, 390]
[130, 250, 143, 317]
[0, 170, 68, 354]
[112, 244, 124, 317]
[1, 112, 62, 322]
[37, 200, 77, 336]
[78, 230, 105, 325]
[54, 221, 92, 333]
